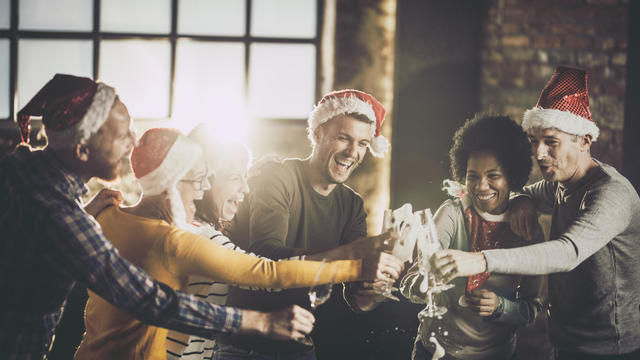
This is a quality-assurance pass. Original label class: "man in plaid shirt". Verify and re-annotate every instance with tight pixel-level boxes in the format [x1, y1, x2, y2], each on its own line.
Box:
[0, 74, 314, 360]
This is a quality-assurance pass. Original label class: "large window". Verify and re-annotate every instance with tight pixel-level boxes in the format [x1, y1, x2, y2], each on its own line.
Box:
[0, 0, 321, 136]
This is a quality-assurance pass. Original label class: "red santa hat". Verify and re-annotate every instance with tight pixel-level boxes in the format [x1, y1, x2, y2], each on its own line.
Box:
[308, 89, 389, 157]
[130, 128, 202, 228]
[522, 66, 599, 141]
[17, 73, 116, 148]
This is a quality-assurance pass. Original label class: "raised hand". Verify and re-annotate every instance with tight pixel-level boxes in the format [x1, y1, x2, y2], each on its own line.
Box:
[348, 231, 397, 259]
[351, 281, 388, 312]
[361, 251, 404, 282]
[241, 305, 315, 341]
[84, 188, 123, 217]
[432, 249, 487, 284]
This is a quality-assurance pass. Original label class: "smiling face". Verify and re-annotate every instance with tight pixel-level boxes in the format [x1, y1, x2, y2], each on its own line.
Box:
[207, 152, 250, 222]
[465, 150, 510, 215]
[176, 158, 210, 224]
[85, 98, 136, 181]
[310, 114, 372, 185]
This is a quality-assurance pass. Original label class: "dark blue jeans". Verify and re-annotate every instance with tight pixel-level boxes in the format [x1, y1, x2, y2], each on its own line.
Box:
[213, 343, 317, 360]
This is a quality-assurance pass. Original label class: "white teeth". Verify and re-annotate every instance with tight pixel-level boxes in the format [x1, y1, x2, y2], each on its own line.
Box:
[476, 194, 496, 201]
[336, 159, 353, 168]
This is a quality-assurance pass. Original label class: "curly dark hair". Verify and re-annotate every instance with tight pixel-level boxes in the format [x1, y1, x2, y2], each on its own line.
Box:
[449, 114, 532, 191]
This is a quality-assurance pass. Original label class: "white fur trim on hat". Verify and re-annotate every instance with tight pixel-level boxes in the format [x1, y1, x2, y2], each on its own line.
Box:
[137, 135, 202, 196]
[308, 95, 377, 135]
[370, 134, 390, 158]
[522, 107, 600, 142]
[46, 83, 117, 149]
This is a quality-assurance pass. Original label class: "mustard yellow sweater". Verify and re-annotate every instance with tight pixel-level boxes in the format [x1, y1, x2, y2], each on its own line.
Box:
[74, 207, 361, 360]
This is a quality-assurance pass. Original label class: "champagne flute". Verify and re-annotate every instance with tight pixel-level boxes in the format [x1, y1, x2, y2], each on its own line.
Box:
[308, 261, 334, 310]
[416, 209, 454, 319]
[372, 209, 402, 301]
[298, 260, 335, 346]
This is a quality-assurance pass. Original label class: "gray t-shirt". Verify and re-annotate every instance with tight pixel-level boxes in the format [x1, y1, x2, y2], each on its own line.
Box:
[483, 160, 640, 355]
[221, 159, 367, 354]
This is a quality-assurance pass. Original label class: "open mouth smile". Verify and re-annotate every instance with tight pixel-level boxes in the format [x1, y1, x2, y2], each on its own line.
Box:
[475, 193, 497, 201]
[334, 158, 354, 171]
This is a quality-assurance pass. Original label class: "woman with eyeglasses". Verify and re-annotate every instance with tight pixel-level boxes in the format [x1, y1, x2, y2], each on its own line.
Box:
[163, 124, 404, 360]
[74, 128, 401, 360]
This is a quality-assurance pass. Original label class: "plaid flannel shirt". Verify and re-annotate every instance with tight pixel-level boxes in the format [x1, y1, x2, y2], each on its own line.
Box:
[0, 147, 242, 360]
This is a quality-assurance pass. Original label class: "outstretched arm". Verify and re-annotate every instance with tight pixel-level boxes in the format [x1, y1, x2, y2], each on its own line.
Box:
[43, 206, 240, 339]
[436, 181, 633, 279]
[166, 228, 403, 288]
[44, 205, 315, 342]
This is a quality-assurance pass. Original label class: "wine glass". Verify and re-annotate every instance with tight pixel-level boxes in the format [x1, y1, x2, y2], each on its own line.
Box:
[416, 209, 454, 320]
[308, 261, 334, 310]
[372, 209, 402, 301]
[298, 261, 336, 346]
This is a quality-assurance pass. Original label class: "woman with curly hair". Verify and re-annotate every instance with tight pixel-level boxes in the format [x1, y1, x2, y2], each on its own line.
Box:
[401, 114, 545, 360]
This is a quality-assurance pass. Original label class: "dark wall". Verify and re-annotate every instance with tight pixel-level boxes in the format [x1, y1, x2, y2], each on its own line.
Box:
[477, 0, 628, 175]
[624, 0, 640, 192]
[391, 0, 485, 210]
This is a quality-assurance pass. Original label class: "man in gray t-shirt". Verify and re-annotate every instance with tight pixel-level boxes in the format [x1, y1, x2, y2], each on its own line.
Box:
[217, 90, 404, 360]
[434, 67, 640, 359]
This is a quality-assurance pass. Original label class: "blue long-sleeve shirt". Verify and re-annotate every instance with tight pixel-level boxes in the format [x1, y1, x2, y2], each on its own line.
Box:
[0, 147, 242, 360]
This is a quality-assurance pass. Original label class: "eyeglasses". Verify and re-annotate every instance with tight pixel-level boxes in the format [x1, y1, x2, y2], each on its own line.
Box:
[180, 176, 209, 191]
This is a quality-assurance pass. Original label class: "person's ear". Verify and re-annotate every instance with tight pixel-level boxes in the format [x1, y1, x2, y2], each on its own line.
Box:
[312, 125, 325, 144]
[75, 143, 90, 162]
[579, 134, 593, 152]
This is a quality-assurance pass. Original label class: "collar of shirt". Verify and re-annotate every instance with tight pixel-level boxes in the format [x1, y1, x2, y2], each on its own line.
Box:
[42, 148, 88, 200]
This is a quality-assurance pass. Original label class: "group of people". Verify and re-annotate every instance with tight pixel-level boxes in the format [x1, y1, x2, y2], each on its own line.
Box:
[0, 65, 638, 360]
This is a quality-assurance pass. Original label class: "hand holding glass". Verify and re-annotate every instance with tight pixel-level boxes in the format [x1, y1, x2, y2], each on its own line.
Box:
[297, 261, 335, 345]
[372, 209, 402, 301]
[416, 209, 454, 319]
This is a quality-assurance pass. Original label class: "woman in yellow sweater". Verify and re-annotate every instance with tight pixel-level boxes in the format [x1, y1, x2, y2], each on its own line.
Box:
[74, 128, 402, 360]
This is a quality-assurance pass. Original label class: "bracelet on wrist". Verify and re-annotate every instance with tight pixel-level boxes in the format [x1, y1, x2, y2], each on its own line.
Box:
[486, 296, 505, 321]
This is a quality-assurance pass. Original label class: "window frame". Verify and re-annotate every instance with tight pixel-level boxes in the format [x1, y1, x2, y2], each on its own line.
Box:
[0, 0, 323, 130]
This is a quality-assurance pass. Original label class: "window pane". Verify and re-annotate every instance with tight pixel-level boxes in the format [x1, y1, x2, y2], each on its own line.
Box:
[0, 0, 9, 30]
[20, 0, 92, 31]
[251, 0, 316, 38]
[18, 39, 92, 110]
[249, 44, 315, 118]
[101, 0, 170, 34]
[178, 0, 245, 36]
[0, 40, 8, 118]
[99, 40, 170, 118]
[173, 40, 245, 133]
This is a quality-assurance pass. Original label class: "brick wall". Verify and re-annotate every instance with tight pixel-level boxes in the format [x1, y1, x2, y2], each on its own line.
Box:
[479, 0, 628, 171]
